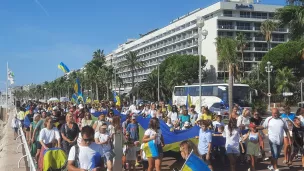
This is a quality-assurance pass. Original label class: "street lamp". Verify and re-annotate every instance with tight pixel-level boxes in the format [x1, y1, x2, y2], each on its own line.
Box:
[157, 60, 160, 102]
[196, 16, 208, 113]
[301, 79, 304, 107]
[265, 61, 273, 111]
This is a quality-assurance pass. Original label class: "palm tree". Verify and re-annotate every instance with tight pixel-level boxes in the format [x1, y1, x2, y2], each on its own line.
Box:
[215, 37, 238, 113]
[236, 32, 247, 78]
[122, 51, 145, 90]
[260, 20, 277, 52]
[93, 49, 105, 59]
[275, 67, 296, 103]
[275, 5, 304, 40]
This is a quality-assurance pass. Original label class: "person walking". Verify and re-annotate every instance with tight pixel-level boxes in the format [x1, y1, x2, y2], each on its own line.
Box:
[61, 113, 80, 154]
[261, 108, 291, 171]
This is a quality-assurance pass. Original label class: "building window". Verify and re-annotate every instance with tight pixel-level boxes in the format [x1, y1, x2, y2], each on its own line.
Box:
[218, 21, 234, 29]
[272, 34, 285, 42]
[269, 13, 274, 19]
[240, 11, 250, 18]
[223, 10, 233, 17]
[252, 12, 267, 19]
[236, 22, 251, 30]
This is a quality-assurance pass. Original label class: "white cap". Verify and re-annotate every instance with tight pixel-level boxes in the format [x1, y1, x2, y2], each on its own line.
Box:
[184, 121, 190, 127]
[52, 106, 58, 111]
[78, 104, 84, 109]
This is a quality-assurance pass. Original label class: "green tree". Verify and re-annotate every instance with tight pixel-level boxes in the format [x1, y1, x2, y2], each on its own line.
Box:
[215, 37, 238, 113]
[236, 32, 247, 78]
[122, 51, 145, 90]
[260, 40, 304, 77]
[260, 20, 277, 51]
[275, 1, 304, 39]
[275, 67, 296, 94]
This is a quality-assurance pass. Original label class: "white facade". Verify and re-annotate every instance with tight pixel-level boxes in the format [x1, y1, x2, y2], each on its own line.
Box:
[105, 0, 287, 92]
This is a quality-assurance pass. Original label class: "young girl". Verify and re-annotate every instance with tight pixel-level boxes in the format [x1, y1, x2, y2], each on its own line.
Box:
[242, 123, 262, 171]
[124, 142, 137, 171]
[283, 120, 293, 165]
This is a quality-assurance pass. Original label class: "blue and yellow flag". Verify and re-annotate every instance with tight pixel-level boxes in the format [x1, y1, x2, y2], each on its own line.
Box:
[57, 62, 70, 73]
[182, 151, 210, 171]
[167, 100, 172, 112]
[186, 87, 192, 109]
[113, 91, 121, 107]
[74, 78, 81, 95]
[143, 140, 159, 158]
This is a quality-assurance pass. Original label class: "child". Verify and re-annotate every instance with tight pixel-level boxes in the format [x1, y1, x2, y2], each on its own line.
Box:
[212, 114, 225, 132]
[181, 121, 191, 130]
[126, 116, 140, 166]
[173, 120, 180, 130]
[166, 118, 174, 131]
[242, 123, 262, 171]
[212, 125, 226, 165]
[124, 142, 137, 171]
[95, 123, 115, 171]
[283, 120, 293, 165]
[140, 143, 148, 171]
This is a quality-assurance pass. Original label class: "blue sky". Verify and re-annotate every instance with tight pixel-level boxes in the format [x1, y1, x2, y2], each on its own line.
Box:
[0, 0, 285, 91]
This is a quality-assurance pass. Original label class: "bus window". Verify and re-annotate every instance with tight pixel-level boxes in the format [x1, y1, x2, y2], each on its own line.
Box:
[202, 86, 213, 96]
[189, 86, 199, 96]
[174, 87, 186, 96]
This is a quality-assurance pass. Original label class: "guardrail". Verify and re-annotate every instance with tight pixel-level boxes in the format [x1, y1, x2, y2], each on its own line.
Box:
[15, 107, 36, 171]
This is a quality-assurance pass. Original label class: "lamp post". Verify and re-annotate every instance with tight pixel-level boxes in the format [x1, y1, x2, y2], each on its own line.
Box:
[301, 79, 303, 107]
[265, 61, 273, 111]
[196, 17, 208, 113]
[157, 60, 160, 102]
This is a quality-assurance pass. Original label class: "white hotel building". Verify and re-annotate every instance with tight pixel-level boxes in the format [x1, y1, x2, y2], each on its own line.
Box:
[105, 0, 288, 93]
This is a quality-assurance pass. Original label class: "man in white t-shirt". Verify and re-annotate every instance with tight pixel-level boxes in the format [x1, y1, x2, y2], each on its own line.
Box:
[261, 108, 291, 171]
[68, 126, 104, 171]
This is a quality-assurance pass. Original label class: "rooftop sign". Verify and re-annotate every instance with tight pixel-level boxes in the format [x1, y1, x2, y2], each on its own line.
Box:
[235, 4, 254, 10]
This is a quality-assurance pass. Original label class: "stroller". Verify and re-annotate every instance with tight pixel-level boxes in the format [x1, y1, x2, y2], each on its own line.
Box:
[41, 148, 67, 171]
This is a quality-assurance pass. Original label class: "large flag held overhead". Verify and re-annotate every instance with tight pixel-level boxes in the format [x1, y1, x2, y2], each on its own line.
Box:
[74, 78, 84, 103]
[113, 91, 120, 107]
[181, 151, 210, 171]
[57, 62, 70, 73]
[186, 87, 192, 109]
[7, 68, 14, 85]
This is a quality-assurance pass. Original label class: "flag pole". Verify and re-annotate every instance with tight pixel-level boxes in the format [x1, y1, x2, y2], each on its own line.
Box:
[6, 62, 8, 121]
[180, 149, 194, 170]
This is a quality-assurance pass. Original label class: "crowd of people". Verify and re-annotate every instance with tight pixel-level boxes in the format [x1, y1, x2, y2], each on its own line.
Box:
[11, 99, 304, 171]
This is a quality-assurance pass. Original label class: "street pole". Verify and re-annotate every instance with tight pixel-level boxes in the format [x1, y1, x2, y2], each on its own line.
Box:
[257, 63, 260, 81]
[196, 17, 208, 113]
[301, 80, 303, 107]
[265, 61, 273, 111]
[6, 62, 8, 117]
[157, 60, 160, 102]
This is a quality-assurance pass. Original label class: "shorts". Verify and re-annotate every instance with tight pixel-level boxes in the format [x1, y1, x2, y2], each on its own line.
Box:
[269, 141, 283, 159]
[226, 146, 240, 154]
[13, 128, 18, 133]
[36, 141, 42, 149]
[142, 160, 148, 169]
[201, 154, 211, 165]
[104, 151, 115, 161]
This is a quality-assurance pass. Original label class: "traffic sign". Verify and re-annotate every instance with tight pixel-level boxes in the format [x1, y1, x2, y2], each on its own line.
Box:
[283, 92, 293, 96]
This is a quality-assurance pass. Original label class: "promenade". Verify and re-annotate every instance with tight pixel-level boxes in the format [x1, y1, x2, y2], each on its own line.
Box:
[0, 107, 28, 171]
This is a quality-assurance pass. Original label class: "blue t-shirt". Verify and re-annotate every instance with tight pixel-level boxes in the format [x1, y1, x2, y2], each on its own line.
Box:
[179, 115, 190, 125]
[126, 123, 139, 141]
[280, 113, 296, 122]
[198, 129, 212, 155]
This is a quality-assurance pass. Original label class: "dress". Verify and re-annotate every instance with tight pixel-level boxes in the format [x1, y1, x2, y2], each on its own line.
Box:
[113, 129, 123, 171]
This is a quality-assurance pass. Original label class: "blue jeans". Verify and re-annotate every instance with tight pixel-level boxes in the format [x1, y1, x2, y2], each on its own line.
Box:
[269, 141, 283, 159]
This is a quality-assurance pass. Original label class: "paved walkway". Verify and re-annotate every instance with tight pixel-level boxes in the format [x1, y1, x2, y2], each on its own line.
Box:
[0, 108, 28, 171]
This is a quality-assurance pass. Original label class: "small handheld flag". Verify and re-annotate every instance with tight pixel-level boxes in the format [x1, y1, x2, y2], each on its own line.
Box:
[58, 62, 70, 73]
[181, 151, 210, 171]
[113, 91, 121, 107]
[143, 140, 159, 158]
[186, 87, 192, 109]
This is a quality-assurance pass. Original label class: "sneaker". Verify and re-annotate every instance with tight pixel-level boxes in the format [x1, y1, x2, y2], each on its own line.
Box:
[267, 165, 274, 171]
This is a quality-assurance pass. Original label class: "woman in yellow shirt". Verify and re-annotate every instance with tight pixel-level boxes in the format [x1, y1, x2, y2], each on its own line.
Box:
[200, 107, 214, 121]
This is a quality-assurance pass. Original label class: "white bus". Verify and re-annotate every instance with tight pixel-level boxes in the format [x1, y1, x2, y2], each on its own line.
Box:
[172, 83, 253, 113]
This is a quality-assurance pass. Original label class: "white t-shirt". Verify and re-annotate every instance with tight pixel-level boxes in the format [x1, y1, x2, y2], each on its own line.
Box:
[39, 127, 60, 144]
[263, 116, 287, 145]
[144, 129, 162, 144]
[68, 142, 103, 170]
[140, 144, 147, 161]
[94, 132, 112, 152]
[212, 121, 225, 131]
[168, 112, 178, 123]
[237, 115, 250, 129]
[222, 125, 241, 149]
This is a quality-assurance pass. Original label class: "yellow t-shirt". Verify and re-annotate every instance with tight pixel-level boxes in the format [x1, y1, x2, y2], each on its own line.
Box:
[200, 113, 214, 121]
[17, 111, 25, 120]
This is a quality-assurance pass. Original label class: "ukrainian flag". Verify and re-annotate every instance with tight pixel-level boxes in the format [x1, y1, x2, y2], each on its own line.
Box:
[143, 140, 159, 158]
[57, 62, 70, 73]
[186, 87, 192, 109]
[74, 78, 82, 95]
[182, 151, 210, 171]
[113, 91, 121, 107]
